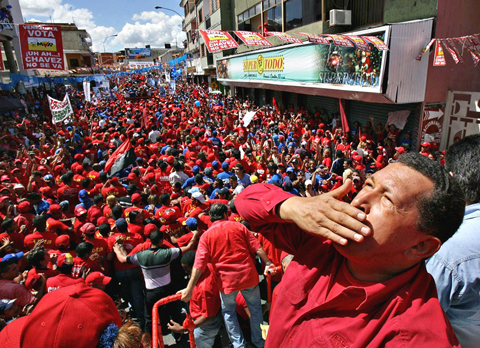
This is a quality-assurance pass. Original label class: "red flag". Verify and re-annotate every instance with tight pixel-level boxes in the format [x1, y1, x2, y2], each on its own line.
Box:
[105, 139, 136, 178]
[339, 99, 350, 133]
[141, 107, 149, 128]
[114, 91, 123, 101]
[272, 98, 279, 115]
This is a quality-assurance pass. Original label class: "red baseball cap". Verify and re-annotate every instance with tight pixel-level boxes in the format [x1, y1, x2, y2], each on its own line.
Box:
[131, 193, 142, 203]
[144, 223, 158, 236]
[55, 235, 70, 249]
[48, 204, 62, 214]
[57, 253, 74, 267]
[395, 147, 405, 154]
[74, 206, 87, 217]
[85, 272, 112, 287]
[0, 283, 121, 348]
[80, 223, 96, 235]
[17, 201, 31, 214]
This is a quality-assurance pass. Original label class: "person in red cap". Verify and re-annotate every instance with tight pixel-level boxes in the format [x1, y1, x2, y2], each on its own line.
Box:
[14, 201, 35, 234]
[85, 271, 112, 291]
[56, 172, 80, 214]
[80, 223, 110, 270]
[24, 216, 58, 250]
[46, 253, 84, 293]
[86, 195, 104, 225]
[101, 177, 127, 198]
[46, 204, 72, 236]
[0, 282, 135, 348]
[420, 142, 431, 156]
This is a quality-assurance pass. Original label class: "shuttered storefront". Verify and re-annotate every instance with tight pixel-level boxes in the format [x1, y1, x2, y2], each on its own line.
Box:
[346, 100, 422, 143]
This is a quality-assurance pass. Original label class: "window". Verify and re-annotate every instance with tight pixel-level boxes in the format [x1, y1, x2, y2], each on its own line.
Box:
[206, 17, 211, 28]
[211, 0, 219, 13]
[255, 3, 261, 14]
[238, 19, 252, 31]
[238, 13, 244, 23]
[69, 58, 79, 68]
[285, 0, 302, 31]
[249, 7, 256, 18]
[265, 4, 282, 32]
[198, 8, 203, 23]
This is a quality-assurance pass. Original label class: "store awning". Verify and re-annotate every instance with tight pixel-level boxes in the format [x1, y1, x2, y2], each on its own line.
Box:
[218, 18, 434, 104]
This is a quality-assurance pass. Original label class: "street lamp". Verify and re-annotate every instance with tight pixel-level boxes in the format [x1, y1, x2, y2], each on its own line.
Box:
[154, 6, 184, 18]
[103, 34, 118, 53]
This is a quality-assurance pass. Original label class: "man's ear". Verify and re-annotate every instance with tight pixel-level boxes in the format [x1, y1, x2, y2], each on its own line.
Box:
[404, 236, 441, 261]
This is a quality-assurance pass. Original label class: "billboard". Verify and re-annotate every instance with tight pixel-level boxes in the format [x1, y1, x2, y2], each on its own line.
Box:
[217, 29, 389, 94]
[19, 24, 65, 70]
[126, 47, 152, 58]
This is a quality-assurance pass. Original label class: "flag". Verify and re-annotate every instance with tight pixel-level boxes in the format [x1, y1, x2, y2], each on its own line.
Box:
[234, 31, 272, 47]
[266, 31, 303, 44]
[48, 94, 73, 124]
[104, 139, 136, 178]
[272, 97, 279, 115]
[141, 107, 149, 128]
[339, 99, 350, 133]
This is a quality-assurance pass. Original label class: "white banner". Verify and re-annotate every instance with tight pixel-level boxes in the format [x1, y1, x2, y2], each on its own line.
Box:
[242, 111, 257, 127]
[387, 110, 411, 130]
[48, 93, 74, 124]
[83, 80, 91, 102]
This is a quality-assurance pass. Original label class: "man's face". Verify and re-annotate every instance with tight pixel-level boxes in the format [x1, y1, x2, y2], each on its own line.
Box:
[336, 163, 434, 271]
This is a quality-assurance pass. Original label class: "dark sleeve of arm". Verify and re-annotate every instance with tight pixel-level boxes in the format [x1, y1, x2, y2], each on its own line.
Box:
[235, 183, 308, 255]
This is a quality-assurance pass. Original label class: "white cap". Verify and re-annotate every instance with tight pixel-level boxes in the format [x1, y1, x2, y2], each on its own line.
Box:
[192, 191, 205, 203]
[305, 180, 313, 186]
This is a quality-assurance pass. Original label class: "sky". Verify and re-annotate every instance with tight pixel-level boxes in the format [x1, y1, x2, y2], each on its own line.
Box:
[19, 0, 187, 53]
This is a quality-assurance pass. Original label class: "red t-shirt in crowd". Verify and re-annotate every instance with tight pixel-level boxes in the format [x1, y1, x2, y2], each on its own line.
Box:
[194, 220, 260, 294]
[46, 274, 84, 293]
[190, 263, 221, 320]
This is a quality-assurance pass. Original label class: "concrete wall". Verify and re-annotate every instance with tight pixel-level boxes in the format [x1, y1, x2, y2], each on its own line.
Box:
[384, 0, 437, 24]
[424, 0, 480, 103]
[62, 30, 91, 52]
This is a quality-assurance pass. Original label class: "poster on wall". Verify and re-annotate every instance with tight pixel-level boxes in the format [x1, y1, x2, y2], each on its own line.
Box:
[421, 105, 445, 146]
[441, 91, 480, 149]
[19, 24, 65, 70]
[217, 28, 389, 94]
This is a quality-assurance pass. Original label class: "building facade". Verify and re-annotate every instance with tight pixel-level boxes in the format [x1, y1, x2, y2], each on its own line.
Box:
[202, 0, 479, 150]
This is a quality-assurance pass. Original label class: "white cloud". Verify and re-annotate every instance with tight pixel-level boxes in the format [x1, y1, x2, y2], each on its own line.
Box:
[118, 11, 185, 50]
[19, 1, 185, 53]
[19, 0, 62, 17]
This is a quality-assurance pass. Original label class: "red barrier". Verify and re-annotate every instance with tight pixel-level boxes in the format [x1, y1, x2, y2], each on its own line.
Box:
[152, 293, 196, 348]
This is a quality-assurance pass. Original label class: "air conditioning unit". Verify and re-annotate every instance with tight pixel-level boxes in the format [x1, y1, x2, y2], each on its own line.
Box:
[330, 9, 352, 26]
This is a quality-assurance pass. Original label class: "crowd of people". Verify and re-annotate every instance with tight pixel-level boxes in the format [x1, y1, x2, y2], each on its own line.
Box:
[0, 70, 477, 348]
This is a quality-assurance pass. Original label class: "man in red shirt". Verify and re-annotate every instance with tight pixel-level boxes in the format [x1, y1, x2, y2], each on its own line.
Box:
[45, 253, 84, 292]
[180, 203, 272, 348]
[235, 153, 464, 348]
[56, 173, 80, 214]
[107, 218, 145, 328]
[168, 250, 222, 347]
[24, 216, 58, 250]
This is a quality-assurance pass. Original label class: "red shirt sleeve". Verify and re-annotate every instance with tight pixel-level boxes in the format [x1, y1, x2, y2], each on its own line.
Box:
[235, 183, 312, 256]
